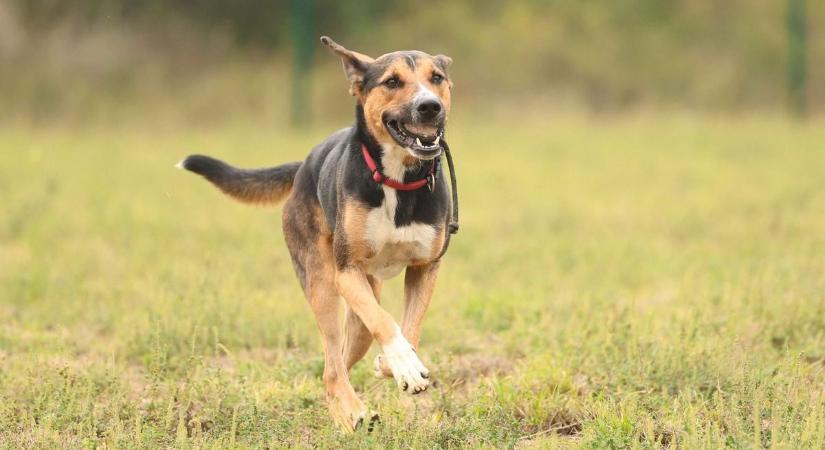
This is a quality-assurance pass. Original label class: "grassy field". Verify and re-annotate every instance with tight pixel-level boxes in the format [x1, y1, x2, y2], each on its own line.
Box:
[1, 116, 824, 448]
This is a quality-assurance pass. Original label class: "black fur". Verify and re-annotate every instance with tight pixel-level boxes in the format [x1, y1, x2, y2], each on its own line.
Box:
[362, 51, 432, 93]
[181, 154, 301, 204]
[290, 105, 449, 236]
[181, 51, 450, 261]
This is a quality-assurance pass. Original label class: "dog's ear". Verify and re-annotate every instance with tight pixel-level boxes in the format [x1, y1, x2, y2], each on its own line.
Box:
[320, 36, 374, 96]
[434, 54, 453, 71]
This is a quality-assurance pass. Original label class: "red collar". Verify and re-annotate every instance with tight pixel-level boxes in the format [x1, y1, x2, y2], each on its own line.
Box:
[361, 144, 436, 191]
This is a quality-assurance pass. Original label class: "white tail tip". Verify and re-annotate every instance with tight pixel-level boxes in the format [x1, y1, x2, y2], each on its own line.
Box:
[175, 160, 185, 170]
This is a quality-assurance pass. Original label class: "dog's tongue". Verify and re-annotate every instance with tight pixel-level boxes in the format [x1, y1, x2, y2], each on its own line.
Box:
[403, 123, 439, 140]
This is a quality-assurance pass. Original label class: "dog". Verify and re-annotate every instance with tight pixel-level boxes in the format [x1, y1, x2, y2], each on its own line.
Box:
[178, 36, 456, 431]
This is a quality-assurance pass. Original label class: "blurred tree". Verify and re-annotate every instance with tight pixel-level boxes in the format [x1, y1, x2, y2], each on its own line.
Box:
[4, 0, 819, 119]
[787, 0, 807, 117]
[290, 0, 315, 126]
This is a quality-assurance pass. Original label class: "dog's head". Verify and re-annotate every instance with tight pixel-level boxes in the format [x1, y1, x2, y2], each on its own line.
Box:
[321, 36, 452, 160]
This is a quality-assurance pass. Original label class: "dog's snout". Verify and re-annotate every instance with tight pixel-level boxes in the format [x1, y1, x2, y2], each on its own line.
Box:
[416, 100, 442, 120]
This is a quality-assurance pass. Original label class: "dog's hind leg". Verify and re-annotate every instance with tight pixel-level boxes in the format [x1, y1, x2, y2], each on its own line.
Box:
[342, 275, 382, 371]
[310, 280, 369, 430]
[306, 247, 369, 432]
[283, 199, 368, 431]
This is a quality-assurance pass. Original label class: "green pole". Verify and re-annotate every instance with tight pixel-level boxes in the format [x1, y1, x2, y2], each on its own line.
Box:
[290, 0, 315, 126]
[787, 0, 807, 117]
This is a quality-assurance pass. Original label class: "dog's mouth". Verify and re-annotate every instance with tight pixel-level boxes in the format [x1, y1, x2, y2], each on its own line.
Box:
[384, 119, 443, 159]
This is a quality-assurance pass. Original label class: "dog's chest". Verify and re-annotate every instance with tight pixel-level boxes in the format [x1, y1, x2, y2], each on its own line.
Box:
[363, 187, 435, 279]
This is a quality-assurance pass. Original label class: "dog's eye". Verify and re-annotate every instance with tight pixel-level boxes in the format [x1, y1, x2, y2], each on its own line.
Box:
[431, 73, 444, 85]
[383, 77, 401, 89]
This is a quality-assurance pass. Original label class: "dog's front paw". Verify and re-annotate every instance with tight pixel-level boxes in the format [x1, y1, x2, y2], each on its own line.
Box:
[373, 353, 394, 379]
[381, 330, 430, 394]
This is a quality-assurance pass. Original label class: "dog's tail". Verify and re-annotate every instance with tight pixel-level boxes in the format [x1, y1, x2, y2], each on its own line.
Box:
[177, 154, 302, 205]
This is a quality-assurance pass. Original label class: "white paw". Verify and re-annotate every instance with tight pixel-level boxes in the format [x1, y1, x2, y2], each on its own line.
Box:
[380, 328, 430, 394]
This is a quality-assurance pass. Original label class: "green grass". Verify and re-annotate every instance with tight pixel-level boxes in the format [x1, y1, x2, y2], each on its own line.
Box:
[1, 116, 824, 448]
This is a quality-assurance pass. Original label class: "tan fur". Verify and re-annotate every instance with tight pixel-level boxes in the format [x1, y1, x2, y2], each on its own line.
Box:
[361, 58, 452, 156]
[373, 262, 439, 378]
[339, 199, 375, 262]
[215, 182, 292, 205]
[342, 276, 382, 370]
[428, 226, 447, 261]
[180, 157, 302, 206]
[335, 201, 399, 345]
[307, 237, 368, 430]
[401, 263, 440, 348]
[362, 59, 418, 145]
[277, 37, 454, 432]
[189, 38, 453, 431]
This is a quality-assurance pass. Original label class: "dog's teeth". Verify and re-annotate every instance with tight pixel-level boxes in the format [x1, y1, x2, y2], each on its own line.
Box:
[433, 136, 440, 146]
[415, 138, 422, 147]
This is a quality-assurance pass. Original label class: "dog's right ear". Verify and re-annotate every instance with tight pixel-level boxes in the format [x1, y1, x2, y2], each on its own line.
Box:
[320, 36, 374, 96]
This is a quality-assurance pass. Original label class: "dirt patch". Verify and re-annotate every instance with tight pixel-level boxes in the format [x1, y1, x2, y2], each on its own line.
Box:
[515, 407, 584, 446]
[437, 353, 515, 388]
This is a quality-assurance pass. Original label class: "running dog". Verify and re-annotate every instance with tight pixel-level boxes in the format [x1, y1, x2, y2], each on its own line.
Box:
[179, 36, 456, 431]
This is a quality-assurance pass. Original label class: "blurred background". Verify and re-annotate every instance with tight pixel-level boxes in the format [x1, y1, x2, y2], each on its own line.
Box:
[3, 2, 825, 446]
[0, 0, 821, 127]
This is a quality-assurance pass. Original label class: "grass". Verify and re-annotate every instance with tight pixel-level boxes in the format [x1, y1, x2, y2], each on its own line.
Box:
[1, 115, 824, 448]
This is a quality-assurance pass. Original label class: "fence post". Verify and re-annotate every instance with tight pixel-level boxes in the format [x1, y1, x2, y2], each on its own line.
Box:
[290, 0, 315, 126]
[787, 0, 807, 117]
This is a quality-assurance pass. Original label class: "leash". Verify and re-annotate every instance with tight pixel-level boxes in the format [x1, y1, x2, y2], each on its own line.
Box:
[435, 138, 459, 261]
[361, 140, 459, 261]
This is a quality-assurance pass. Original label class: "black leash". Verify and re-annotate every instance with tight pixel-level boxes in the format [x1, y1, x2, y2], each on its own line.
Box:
[435, 139, 459, 261]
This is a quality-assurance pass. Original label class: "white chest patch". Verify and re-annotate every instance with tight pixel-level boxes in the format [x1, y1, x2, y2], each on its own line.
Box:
[362, 144, 436, 279]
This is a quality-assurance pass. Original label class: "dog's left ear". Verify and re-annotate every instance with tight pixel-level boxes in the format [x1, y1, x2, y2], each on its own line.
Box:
[320, 36, 375, 96]
[434, 55, 453, 71]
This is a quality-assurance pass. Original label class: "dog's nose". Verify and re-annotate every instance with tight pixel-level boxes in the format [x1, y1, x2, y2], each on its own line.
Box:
[416, 100, 442, 120]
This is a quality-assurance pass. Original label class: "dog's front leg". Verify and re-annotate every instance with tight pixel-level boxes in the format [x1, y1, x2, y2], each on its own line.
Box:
[401, 262, 440, 347]
[374, 262, 439, 384]
[335, 269, 430, 394]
